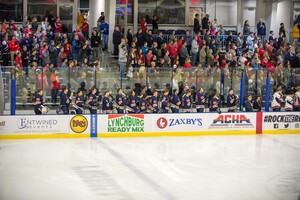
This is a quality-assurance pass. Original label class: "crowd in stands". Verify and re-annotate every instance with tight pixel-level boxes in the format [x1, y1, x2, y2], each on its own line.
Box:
[1, 10, 300, 114]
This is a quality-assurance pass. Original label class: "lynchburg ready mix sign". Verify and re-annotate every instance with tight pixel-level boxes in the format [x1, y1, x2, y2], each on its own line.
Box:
[108, 114, 145, 133]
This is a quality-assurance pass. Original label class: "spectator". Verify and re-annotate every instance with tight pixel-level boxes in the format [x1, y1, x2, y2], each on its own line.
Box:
[22, 16, 29, 29]
[152, 15, 158, 34]
[1, 35, 10, 66]
[9, 19, 17, 31]
[141, 17, 147, 32]
[91, 30, 101, 58]
[118, 44, 127, 77]
[243, 20, 251, 36]
[269, 30, 275, 41]
[194, 14, 200, 34]
[247, 32, 254, 51]
[57, 47, 67, 67]
[42, 44, 50, 65]
[127, 29, 133, 47]
[21, 45, 29, 75]
[55, 17, 63, 33]
[253, 96, 261, 112]
[49, 40, 58, 67]
[191, 36, 199, 67]
[257, 18, 266, 36]
[113, 26, 123, 56]
[51, 69, 60, 104]
[78, 11, 85, 28]
[31, 17, 38, 33]
[184, 57, 192, 69]
[97, 12, 105, 25]
[78, 43, 88, 64]
[245, 95, 253, 112]
[210, 19, 217, 36]
[156, 31, 164, 49]
[136, 28, 144, 48]
[199, 44, 206, 69]
[1, 19, 7, 33]
[42, 17, 49, 31]
[82, 19, 89, 39]
[72, 35, 83, 60]
[179, 41, 189, 66]
[15, 51, 22, 67]
[184, 31, 192, 53]
[145, 30, 154, 47]
[279, 23, 286, 38]
[48, 11, 56, 28]
[46, 25, 55, 44]
[100, 20, 109, 51]
[202, 14, 210, 33]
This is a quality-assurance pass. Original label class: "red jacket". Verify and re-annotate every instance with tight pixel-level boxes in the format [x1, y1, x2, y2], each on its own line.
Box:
[55, 21, 63, 33]
[169, 45, 178, 58]
[15, 56, 22, 67]
[141, 20, 147, 32]
[82, 22, 89, 33]
[9, 39, 19, 52]
[184, 63, 192, 68]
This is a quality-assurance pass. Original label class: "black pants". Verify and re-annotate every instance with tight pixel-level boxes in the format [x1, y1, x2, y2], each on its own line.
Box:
[34, 107, 42, 115]
[196, 108, 204, 113]
[2, 54, 9, 66]
[61, 106, 69, 114]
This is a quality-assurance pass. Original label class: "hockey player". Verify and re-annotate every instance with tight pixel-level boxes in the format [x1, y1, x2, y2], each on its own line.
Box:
[170, 89, 181, 113]
[285, 91, 294, 111]
[139, 94, 148, 113]
[195, 88, 205, 113]
[87, 88, 98, 114]
[116, 88, 125, 114]
[161, 89, 170, 113]
[294, 86, 300, 111]
[271, 86, 283, 112]
[227, 89, 238, 112]
[60, 87, 73, 114]
[74, 90, 84, 114]
[182, 90, 192, 113]
[34, 89, 44, 115]
[102, 91, 113, 114]
[149, 90, 159, 113]
[209, 92, 219, 112]
[127, 90, 138, 113]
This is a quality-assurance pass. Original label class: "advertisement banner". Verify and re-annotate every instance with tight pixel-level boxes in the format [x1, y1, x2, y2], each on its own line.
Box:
[0, 115, 91, 135]
[151, 114, 205, 132]
[98, 114, 149, 134]
[206, 113, 256, 131]
[262, 112, 300, 131]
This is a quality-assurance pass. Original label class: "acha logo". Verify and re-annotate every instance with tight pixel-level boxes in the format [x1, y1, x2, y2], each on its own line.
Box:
[70, 115, 88, 133]
[157, 117, 168, 129]
[209, 114, 254, 129]
[17, 118, 58, 129]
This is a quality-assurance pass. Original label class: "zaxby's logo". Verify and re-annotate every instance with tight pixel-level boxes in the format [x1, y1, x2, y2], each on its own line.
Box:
[17, 118, 58, 129]
[108, 114, 144, 133]
[157, 117, 203, 129]
[70, 116, 88, 133]
[209, 114, 254, 129]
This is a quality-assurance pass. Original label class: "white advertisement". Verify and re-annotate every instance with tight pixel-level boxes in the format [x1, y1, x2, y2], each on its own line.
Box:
[262, 112, 300, 131]
[0, 115, 91, 135]
[151, 114, 205, 132]
[206, 113, 257, 131]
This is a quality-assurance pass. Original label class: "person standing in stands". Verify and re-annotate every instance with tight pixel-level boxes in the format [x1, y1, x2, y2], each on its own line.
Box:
[245, 95, 253, 112]
[34, 89, 44, 115]
[202, 14, 210, 34]
[152, 15, 159, 34]
[87, 88, 98, 114]
[257, 18, 266, 36]
[100, 20, 109, 51]
[1, 35, 10, 66]
[195, 88, 205, 113]
[113, 26, 123, 56]
[279, 23, 286, 38]
[243, 20, 251, 36]
[74, 90, 84, 114]
[141, 17, 147, 32]
[60, 86, 73, 114]
[271, 86, 283, 112]
[194, 14, 200, 34]
[227, 89, 238, 112]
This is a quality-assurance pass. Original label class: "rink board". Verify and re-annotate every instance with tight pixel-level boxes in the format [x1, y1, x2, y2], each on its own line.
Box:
[0, 112, 299, 139]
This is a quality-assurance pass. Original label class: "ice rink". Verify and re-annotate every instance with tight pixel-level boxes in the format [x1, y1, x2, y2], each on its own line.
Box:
[1, 134, 300, 200]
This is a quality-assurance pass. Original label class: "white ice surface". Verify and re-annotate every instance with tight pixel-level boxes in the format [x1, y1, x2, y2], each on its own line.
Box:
[1, 134, 300, 200]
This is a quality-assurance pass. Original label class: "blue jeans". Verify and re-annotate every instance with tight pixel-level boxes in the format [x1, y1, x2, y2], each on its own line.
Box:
[191, 52, 198, 67]
[119, 61, 127, 77]
[102, 34, 108, 50]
